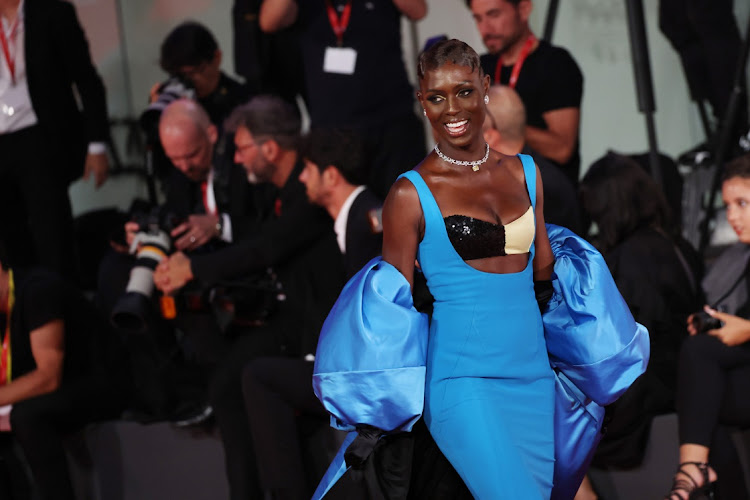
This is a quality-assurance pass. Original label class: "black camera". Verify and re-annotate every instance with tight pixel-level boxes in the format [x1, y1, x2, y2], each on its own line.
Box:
[691, 310, 723, 334]
[209, 269, 286, 332]
[111, 207, 184, 332]
[139, 76, 196, 143]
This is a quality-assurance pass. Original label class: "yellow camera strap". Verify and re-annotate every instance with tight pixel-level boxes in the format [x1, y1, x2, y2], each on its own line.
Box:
[1, 269, 14, 386]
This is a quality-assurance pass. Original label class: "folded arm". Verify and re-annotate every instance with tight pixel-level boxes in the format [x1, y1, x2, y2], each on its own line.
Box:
[525, 107, 579, 166]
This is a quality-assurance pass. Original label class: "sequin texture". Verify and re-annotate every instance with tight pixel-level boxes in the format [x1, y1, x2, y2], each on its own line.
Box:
[444, 215, 507, 261]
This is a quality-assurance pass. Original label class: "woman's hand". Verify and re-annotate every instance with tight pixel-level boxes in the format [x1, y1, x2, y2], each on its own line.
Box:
[703, 306, 750, 346]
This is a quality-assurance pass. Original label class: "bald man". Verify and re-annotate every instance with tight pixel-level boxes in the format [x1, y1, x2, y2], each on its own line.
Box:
[98, 100, 273, 427]
[125, 99, 272, 252]
[484, 86, 582, 234]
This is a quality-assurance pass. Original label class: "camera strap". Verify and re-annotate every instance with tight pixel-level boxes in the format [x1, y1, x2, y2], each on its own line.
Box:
[710, 264, 748, 309]
[1, 270, 14, 386]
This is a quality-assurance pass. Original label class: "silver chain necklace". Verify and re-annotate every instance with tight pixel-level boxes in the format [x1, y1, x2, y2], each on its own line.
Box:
[434, 143, 490, 172]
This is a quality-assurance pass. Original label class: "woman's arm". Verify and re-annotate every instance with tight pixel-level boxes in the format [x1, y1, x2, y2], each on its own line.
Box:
[532, 163, 555, 281]
[0, 320, 65, 407]
[381, 178, 423, 288]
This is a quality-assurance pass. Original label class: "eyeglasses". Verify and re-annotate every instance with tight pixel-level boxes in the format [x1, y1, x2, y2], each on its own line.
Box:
[235, 136, 270, 155]
[178, 60, 211, 80]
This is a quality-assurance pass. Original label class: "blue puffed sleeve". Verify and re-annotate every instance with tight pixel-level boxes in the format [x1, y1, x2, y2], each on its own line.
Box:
[544, 224, 650, 406]
[312, 257, 429, 433]
[544, 224, 651, 499]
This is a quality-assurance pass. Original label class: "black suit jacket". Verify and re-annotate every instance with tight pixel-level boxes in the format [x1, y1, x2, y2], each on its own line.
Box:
[24, 0, 109, 183]
[191, 159, 344, 356]
[162, 139, 276, 244]
[343, 188, 382, 279]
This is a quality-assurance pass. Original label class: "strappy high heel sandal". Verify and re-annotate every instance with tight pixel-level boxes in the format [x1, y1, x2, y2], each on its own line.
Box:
[665, 461, 715, 500]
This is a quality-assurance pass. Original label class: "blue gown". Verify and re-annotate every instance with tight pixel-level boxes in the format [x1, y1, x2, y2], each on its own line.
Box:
[398, 155, 555, 499]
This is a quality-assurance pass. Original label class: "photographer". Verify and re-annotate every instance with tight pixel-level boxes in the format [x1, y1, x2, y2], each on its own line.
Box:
[0, 239, 125, 500]
[154, 21, 250, 129]
[154, 95, 344, 499]
[100, 99, 272, 423]
[142, 21, 253, 185]
[104, 99, 271, 311]
[663, 153, 750, 500]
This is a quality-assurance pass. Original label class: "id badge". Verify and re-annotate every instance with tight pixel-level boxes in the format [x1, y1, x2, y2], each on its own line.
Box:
[323, 46, 357, 75]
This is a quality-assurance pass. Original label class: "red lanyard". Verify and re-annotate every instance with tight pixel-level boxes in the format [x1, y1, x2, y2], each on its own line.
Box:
[325, 0, 352, 46]
[0, 15, 19, 86]
[494, 35, 536, 88]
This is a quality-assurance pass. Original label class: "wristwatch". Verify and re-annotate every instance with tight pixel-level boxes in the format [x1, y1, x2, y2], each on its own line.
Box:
[215, 216, 223, 237]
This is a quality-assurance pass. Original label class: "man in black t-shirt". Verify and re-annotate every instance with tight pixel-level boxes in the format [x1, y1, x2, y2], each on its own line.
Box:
[258, 0, 428, 199]
[0, 241, 124, 500]
[467, 0, 584, 184]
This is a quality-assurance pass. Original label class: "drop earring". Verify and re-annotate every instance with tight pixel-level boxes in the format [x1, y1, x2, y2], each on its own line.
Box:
[423, 109, 427, 117]
[484, 95, 489, 105]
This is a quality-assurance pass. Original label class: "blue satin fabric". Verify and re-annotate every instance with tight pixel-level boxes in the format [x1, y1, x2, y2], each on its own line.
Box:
[312, 257, 429, 433]
[311, 228, 650, 500]
[544, 224, 650, 499]
[544, 224, 650, 406]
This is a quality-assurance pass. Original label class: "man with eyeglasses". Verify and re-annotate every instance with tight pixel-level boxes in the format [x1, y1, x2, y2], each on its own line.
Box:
[154, 95, 344, 499]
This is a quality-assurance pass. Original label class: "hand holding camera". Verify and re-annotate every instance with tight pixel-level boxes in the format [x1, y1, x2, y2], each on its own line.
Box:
[111, 208, 184, 331]
[688, 306, 750, 346]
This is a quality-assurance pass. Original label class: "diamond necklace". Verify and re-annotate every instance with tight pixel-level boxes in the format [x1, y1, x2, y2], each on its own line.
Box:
[434, 143, 490, 172]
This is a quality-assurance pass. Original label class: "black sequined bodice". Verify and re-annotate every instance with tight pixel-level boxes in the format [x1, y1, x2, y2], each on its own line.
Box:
[444, 215, 507, 261]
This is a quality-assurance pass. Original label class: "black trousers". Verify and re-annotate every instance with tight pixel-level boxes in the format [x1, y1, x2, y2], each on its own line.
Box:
[362, 112, 426, 200]
[677, 334, 750, 498]
[208, 326, 285, 500]
[0, 376, 122, 500]
[242, 357, 327, 500]
[658, 0, 746, 126]
[0, 126, 76, 277]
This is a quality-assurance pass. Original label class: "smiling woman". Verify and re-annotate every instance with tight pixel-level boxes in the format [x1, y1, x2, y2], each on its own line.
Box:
[376, 38, 557, 499]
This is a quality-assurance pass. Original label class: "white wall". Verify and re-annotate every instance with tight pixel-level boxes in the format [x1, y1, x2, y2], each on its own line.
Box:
[414, 0, 742, 174]
[70, 0, 749, 216]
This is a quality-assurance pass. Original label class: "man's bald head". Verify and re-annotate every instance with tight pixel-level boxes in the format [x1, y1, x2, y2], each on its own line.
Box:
[159, 99, 217, 182]
[159, 98, 213, 135]
[483, 85, 526, 154]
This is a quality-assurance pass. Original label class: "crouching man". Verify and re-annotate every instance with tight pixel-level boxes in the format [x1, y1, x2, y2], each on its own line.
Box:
[0, 240, 125, 500]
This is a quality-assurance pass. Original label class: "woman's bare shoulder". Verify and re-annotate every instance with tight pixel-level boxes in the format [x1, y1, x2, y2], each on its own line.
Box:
[384, 175, 422, 216]
[490, 152, 526, 185]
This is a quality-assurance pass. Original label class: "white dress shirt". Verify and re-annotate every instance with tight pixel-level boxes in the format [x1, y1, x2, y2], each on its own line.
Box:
[0, 1, 105, 153]
[334, 185, 366, 254]
[0, 0, 38, 134]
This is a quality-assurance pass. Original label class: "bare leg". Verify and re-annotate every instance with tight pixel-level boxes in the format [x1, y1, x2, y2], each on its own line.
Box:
[574, 474, 598, 500]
